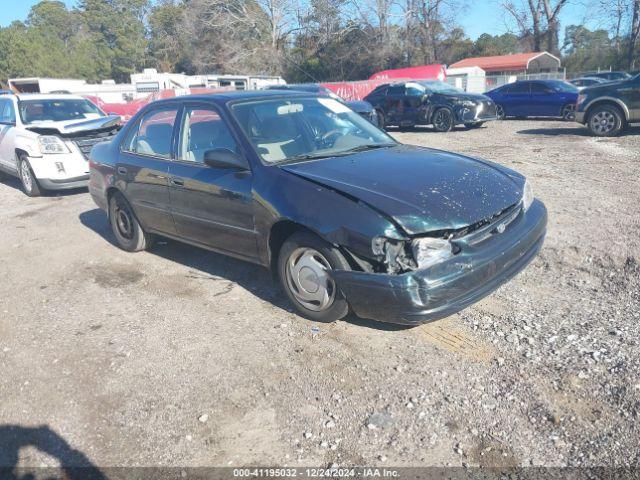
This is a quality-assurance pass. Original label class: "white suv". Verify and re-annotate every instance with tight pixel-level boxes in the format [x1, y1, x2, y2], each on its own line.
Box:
[0, 93, 120, 196]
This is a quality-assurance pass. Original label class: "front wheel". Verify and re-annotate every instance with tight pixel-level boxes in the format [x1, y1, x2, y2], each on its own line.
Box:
[108, 191, 155, 252]
[562, 103, 576, 121]
[432, 108, 454, 132]
[18, 155, 42, 197]
[278, 232, 350, 323]
[587, 105, 625, 137]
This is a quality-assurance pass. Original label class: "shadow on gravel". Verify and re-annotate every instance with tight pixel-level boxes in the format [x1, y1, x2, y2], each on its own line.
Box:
[518, 125, 640, 137]
[385, 125, 477, 133]
[79, 208, 408, 331]
[79, 208, 291, 312]
[0, 424, 105, 480]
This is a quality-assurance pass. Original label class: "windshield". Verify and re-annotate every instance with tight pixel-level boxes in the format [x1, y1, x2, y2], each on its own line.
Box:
[231, 97, 395, 164]
[19, 99, 105, 125]
[418, 81, 464, 94]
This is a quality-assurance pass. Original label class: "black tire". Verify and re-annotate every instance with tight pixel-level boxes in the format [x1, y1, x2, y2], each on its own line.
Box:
[278, 231, 350, 323]
[432, 108, 454, 132]
[464, 122, 484, 129]
[495, 104, 506, 120]
[108, 191, 155, 252]
[561, 103, 576, 121]
[587, 105, 625, 137]
[17, 154, 42, 197]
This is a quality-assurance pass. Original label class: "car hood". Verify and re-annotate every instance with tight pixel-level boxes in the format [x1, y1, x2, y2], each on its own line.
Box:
[24, 115, 121, 136]
[345, 100, 374, 113]
[280, 144, 524, 235]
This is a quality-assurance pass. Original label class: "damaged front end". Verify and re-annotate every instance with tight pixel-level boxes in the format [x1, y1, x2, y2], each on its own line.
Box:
[331, 194, 547, 325]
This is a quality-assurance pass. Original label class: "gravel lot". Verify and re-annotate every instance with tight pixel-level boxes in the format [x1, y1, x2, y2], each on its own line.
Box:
[0, 119, 639, 470]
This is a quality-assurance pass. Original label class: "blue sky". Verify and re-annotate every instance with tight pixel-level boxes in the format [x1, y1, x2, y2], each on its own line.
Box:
[1, 0, 598, 41]
[0, 0, 77, 27]
[461, 1, 598, 40]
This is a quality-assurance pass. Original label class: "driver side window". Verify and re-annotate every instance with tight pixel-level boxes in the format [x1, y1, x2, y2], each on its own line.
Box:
[178, 107, 238, 163]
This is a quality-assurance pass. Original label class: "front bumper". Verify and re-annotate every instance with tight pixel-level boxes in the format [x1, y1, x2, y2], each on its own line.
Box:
[332, 200, 547, 325]
[39, 175, 89, 190]
[457, 101, 499, 124]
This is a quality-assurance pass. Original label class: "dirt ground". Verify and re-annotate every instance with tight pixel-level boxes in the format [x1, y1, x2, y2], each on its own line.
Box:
[0, 119, 639, 471]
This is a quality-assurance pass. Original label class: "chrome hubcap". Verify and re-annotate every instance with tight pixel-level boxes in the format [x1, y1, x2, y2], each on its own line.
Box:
[20, 162, 32, 192]
[591, 111, 616, 133]
[285, 248, 336, 312]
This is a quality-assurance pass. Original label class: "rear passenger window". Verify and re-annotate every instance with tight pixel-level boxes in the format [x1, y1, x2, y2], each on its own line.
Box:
[123, 107, 178, 158]
[509, 83, 530, 94]
[178, 107, 238, 163]
[387, 85, 405, 96]
[0, 99, 15, 124]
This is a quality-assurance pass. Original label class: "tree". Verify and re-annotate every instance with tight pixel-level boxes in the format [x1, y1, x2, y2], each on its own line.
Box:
[148, 0, 189, 72]
[76, 0, 150, 82]
[629, 0, 640, 68]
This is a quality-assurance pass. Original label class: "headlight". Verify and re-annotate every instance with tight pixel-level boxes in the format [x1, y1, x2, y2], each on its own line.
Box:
[522, 178, 534, 211]
[455, 100, 477, 108]
[38, 135, 70, 154]
[411, 238, 453, 270]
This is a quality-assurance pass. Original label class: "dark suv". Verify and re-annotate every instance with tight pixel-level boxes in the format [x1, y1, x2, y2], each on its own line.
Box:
[364, 81, 497, 131]
[575, 73, 640, 136]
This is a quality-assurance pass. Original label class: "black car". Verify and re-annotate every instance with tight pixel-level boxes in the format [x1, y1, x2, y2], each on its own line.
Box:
[575, 73, 640, 136]
[265, 83, 379, 126]
[89, 91, 547, 325]
[363, 80, 498, 131]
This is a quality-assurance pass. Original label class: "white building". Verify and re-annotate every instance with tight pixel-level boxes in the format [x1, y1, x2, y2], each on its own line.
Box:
[445, 66, 486, 94]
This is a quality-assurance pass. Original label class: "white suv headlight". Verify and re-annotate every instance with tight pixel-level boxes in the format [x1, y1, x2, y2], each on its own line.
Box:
[38, 135, 70, 154]
[411, 238, 453, 269]
[522, 178, 534, 211]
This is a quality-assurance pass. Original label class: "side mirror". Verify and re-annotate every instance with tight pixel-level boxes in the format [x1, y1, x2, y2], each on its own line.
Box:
[203, 149, 248, 171]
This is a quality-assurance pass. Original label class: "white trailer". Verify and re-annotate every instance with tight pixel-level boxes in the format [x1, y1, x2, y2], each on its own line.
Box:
[8, 77, 135, 103]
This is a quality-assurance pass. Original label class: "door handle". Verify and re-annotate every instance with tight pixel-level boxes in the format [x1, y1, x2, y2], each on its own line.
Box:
[170, 177, 184, 187]
[117, 166, 127, 175]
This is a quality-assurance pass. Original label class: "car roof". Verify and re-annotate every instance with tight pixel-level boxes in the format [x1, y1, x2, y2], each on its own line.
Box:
[15, 93, 88, 101]
[144, 90, 313, 107]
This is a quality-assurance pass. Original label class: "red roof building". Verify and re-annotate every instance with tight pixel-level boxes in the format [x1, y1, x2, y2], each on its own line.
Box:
[449, 52, 561, 74]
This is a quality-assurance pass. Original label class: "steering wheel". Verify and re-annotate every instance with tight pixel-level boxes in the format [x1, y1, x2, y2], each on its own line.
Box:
[320, 129, 343, 147]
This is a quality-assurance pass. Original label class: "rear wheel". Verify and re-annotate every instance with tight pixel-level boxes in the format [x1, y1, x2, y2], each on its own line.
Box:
[18, 155, 42, 197]
[587, 105, 625, 137]
[432, 108, 454, 132]
[562, 103, 576, 121]
[108, 191, 155, 252]
[278, 232, 350, 323]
